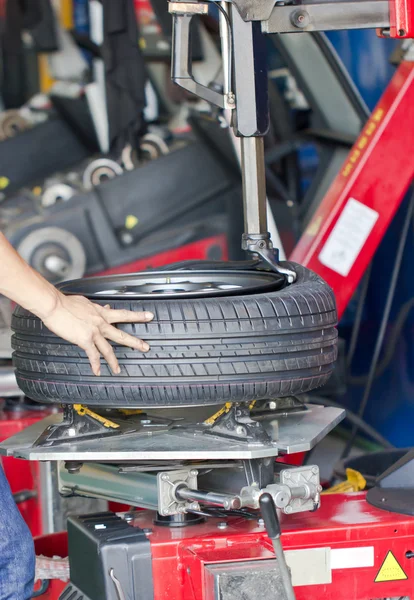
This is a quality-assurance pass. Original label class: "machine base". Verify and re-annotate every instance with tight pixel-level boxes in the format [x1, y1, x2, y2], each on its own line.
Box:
[56, 494, 413, 600]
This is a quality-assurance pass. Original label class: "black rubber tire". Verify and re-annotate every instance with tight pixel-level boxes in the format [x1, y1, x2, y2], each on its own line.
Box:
[12, 262, 337, 407]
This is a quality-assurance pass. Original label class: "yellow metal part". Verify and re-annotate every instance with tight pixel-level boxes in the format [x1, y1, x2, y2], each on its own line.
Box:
[204, 402, 233, 425]
[249, 400, 257, 410]
[59, 0, 74, 29]
[119, 409, 144, 416]
[322, 468, 366, 495]
[73, 404, 120, 429]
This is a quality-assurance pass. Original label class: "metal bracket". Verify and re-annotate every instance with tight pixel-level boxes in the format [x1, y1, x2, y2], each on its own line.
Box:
[242, 233, 297, 283]
[157, 469, 199, 516]
[205, 403, 273, 445]
[169, 2, 236, 109]
[33, 405, 174, 448]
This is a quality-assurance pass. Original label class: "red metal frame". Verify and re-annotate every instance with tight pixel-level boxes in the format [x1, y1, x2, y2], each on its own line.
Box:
[95, 235, 228, 276]
[291, 60, 414, 319]
[130, 493, 414, 600]
[389, 0, 414, 38]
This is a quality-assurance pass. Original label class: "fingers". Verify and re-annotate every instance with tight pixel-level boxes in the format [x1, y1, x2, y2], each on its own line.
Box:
[102, 323, 150, 352]
[84, 344, 102, 376]
[100, 306, 154, 325]
[94, 336, 121, 374]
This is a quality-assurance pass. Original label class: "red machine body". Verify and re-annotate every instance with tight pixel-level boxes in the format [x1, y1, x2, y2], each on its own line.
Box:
[136, 493, 414, 600]
[33, 493, 414, 600]
[291, 60, 414, 319]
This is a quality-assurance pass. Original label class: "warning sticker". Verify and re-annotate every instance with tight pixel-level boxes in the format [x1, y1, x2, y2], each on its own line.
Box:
[374, 551, 408, 583]
[318, 198, 379, 277]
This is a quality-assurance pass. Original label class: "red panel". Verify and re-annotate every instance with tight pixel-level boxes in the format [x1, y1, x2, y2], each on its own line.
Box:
[133, 493, 414, 600]
[0, 410, 51, 537]
[291, 62, 414, 319]
[95, 235, 228, 276]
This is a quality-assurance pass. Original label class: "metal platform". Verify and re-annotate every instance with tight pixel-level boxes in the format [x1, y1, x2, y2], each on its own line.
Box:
[0, 405, 345, 461]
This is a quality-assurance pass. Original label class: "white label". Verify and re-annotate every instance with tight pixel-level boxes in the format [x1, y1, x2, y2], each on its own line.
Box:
[331, 546, 374, 570]
[285, 548, 331, 586]
[318, 198, 379, 276]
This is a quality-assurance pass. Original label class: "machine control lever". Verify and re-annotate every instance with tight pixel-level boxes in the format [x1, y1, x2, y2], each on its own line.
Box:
[259, 493, 296, 600]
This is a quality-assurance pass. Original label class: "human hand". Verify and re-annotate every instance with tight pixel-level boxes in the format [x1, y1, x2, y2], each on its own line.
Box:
[41, 293, 153, 376]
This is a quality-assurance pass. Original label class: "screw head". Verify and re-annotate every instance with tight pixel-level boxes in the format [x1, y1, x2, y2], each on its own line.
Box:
[236, 425, 246, 436]
[161, 474, 169, 482]
[257, 518, 265, 527]
[217, 521, 228, 530]
[190, 470, 198, 477]
[285, 506, 293, 514]
[269, 401, 277, 410]
[312, 466, 319, 475]
[290, 9, 310, 28]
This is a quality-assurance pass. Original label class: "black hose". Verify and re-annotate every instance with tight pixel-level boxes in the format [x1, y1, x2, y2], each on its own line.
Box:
[346, 262, 372, 370]
[348, 296, 414, 385]
[342, 188, 414, 459]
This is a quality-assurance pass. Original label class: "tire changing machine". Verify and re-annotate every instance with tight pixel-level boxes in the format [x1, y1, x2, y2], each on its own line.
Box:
[3, 0, 414, 597]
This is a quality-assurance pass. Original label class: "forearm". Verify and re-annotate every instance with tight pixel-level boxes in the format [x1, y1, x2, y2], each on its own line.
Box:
[0, 233, 60, 320]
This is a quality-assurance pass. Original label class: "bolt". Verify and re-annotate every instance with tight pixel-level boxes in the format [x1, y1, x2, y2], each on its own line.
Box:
[257, 518, 265, 527]
[290, 9, 310, 28]
[124, 513, 134, 523]
[284, 471, 291, 479]
[236, 426, 246, 436]
[189, 502, 199, 510]
[312, 466, 319, 475]
[140, 419, 151, 425]
[190, 470, 198, 477]
[269, 401, 277, 410]
[65, 461, 82, 475]
[217, 522, 228, 530]
[163, 509, 170, 515]
[285, 506, 293, 514]
[161, 474, 170, 482]
[68, 428, 76, 438]
[143, 528, 153, 535]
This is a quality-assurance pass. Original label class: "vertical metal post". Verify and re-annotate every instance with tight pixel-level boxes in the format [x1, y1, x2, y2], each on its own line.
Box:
[240, 137, 268, 234]
[231, 4, 270, 236]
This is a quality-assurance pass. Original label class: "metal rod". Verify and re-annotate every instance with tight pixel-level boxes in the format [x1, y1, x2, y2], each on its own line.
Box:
[272, 537, 296, 600]
[219, 1, 232, 96]
[176, 486, 242, 510]
[240, 136, 268, 234]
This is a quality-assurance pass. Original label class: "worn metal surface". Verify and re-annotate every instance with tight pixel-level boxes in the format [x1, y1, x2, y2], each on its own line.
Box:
[205, 560, 287, 600]
[0, 405, 345, 461]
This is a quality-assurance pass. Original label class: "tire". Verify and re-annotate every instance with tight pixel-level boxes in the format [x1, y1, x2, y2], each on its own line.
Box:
[12, 262, 337, 408]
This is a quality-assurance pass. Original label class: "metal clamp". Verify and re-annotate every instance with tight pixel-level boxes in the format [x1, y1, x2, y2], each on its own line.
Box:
[169, 1, 236, 109]
[242, 233, 297, 283]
